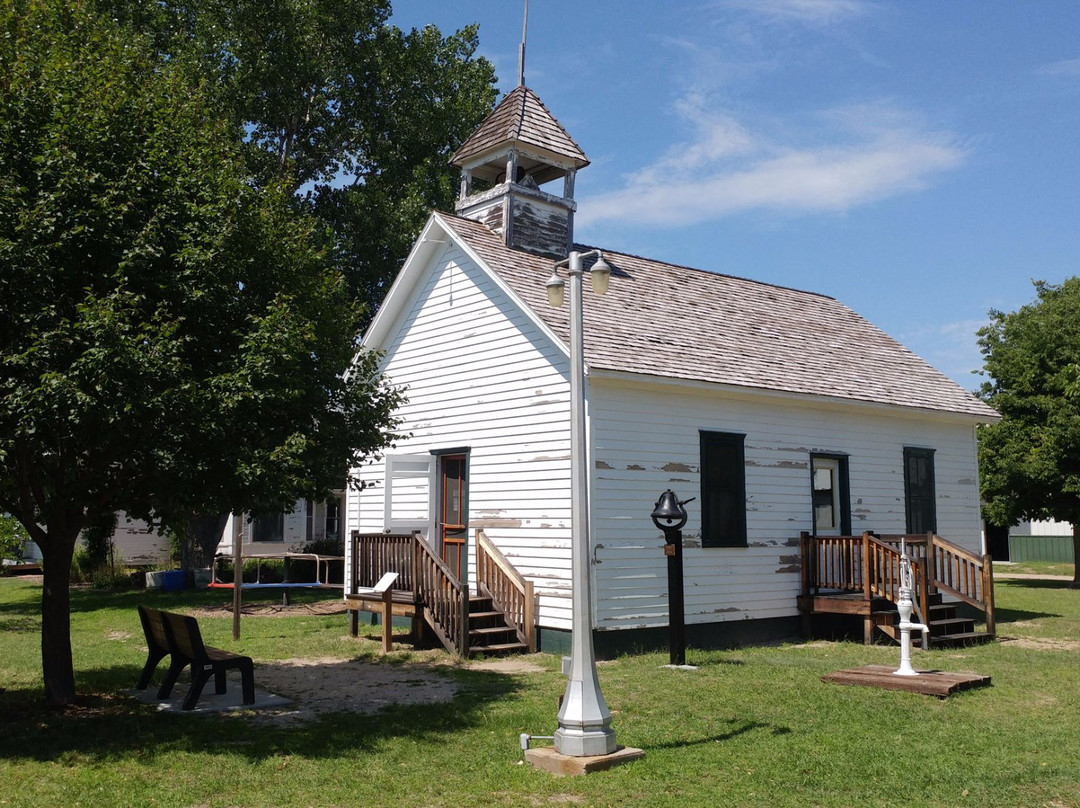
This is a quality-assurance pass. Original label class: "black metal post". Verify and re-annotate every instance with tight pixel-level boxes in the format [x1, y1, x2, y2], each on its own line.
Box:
[664, 527, 686, 665]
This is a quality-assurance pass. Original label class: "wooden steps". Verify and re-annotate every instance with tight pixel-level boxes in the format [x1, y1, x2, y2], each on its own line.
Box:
[799, 591, 993, 647]
[467, 596, 528, 655]
[798, 532, 995, 648]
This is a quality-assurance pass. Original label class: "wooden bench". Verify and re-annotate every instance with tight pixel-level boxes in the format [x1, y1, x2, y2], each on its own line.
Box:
[345, 571, 400, 653]
[137, 606, 255, 710]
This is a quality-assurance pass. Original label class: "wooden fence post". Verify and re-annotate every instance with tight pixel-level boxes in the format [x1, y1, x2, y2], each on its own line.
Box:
[981, 553, 996, 638]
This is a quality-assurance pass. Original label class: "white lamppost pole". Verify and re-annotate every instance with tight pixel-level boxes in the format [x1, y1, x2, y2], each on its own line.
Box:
[545, 249, 617, 757]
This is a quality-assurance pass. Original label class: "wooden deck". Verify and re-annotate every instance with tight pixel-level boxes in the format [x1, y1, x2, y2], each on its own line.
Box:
[822, 665, 991, 697]
[798, 532, 995, 647]
[347, 531, 534, 657]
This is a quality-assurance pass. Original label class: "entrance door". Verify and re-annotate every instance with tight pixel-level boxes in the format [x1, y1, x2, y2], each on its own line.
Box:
[811, 455, 850, 536]
[438, 454, 468, 580]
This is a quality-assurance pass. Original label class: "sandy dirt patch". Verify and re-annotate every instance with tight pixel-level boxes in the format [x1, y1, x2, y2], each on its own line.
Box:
[998, 636, 1080, 652]
[189, 599, 348, 619]
[236, 650, 549, 725]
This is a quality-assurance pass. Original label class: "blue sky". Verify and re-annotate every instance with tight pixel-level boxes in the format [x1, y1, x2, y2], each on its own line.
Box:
[390, 1, 1080, 391]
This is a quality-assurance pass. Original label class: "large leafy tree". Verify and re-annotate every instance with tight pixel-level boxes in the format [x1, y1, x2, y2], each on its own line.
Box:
[99, 0, 498, 315]
[0, 0, 402, 706]
[978, 278, 1080, 587]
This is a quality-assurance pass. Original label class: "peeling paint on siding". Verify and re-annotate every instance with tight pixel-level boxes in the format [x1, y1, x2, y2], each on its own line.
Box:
[595, 461, 614, 469]
[662, 462, 693, 473]
[472, 518, 523, 528]
[746, 460, 808, 469]
[627, 464, 645, 471]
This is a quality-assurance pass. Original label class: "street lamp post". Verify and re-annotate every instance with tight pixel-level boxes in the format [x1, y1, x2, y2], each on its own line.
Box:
[546, 250, 617, 757]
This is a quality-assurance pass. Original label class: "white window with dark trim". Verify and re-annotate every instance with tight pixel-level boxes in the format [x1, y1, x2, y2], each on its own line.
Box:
[700, 430, 747, 548]
[811, 454, 851, 536]
[904, 447, 936, 534]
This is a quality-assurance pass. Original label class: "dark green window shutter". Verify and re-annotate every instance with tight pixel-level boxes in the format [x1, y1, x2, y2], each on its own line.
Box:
[700, 431, 747, 547]
[904, 447, 937, 534]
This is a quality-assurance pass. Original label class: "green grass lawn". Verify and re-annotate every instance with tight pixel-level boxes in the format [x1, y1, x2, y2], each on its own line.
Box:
[995, 559, 1075, 578]
[0, 574, 1078, 808]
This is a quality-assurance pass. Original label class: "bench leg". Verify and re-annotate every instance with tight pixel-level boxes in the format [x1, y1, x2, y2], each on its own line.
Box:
[214, 666, 227, 695]
[158, 658, 189, 699]
[183, 666, 213, 710]
[240, 659, 255, 705]
[136, 649, 167, 690]
[349, 608, 359, 637]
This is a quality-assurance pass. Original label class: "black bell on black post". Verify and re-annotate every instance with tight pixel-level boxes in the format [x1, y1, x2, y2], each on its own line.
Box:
[651, 489, 689, 535]
[651, 489, 694, 666]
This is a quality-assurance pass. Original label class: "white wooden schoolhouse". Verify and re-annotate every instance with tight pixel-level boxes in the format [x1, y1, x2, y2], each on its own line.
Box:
[343, 83, 999, 656]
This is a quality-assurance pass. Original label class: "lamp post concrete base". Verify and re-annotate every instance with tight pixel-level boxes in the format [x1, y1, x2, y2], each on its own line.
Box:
[525, 745, 645, 777]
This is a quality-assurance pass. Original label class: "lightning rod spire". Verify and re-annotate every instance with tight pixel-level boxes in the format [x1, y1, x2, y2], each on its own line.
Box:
[518, 0, 529, 86]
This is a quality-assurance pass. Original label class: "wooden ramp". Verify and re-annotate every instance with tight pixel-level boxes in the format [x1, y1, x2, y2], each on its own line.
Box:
[822, 664, 991, 697]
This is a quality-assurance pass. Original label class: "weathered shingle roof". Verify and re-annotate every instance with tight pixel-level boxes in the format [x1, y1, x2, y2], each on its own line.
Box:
[438, 213, 996, 420]
[451, 85, 589, 173]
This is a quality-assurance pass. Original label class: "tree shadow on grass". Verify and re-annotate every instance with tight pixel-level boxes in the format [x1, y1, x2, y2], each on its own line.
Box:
[0, 658, 526, 764]
[996, 578, 1076, 591]
[644, 718, 790, 751]
[994, 607, 1061, 624]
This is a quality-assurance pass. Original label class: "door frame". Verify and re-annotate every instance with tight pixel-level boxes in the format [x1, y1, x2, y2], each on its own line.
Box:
[810, 453, 851, 536]
[432, 448, 470, 582]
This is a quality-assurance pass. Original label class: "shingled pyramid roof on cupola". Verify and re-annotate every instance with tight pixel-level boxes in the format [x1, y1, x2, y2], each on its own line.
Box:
[451, 85, 589, 185]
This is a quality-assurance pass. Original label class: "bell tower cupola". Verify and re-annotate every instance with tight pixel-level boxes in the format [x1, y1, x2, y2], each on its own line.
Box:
[450, 84, 588, 260]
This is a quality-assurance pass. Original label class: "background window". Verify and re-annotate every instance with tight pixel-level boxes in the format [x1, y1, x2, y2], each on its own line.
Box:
[252, 512, 284, 542]
[700, 431, 747, 547]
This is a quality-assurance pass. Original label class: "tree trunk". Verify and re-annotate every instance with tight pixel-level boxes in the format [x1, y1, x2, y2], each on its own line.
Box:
[193, 514, 228, 568]
[1072, 524, 1080, 589]
[40, 526, 79, 707]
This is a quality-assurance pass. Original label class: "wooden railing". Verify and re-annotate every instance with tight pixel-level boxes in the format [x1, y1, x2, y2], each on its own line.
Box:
[350, 531, 468, 656]
[351, 532, 415, 593]
[476, 530, 536, 652]
[800, 530, 993, 636]
[863, 535, 930, 628]
[929, 537, 996, 637]
[413, 535, 469, 656]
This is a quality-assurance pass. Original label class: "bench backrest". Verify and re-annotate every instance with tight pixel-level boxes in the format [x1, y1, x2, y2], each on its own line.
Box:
[138, 605, 169, 652]
[162, 611, 208, 663]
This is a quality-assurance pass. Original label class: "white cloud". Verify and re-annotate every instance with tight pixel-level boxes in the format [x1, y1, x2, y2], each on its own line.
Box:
[578, 103, 968, 228]
[719, 0, 869, 25]
[1036, 57, 1080, 78]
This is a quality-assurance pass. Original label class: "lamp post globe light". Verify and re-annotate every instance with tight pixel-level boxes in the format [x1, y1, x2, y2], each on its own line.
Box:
[546, 249, 617, 757]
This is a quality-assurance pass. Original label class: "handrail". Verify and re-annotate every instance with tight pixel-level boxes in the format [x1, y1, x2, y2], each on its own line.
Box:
[863, 534, 928, 627]
[476, 530, 536, 652]
[412, 532, 469, 656]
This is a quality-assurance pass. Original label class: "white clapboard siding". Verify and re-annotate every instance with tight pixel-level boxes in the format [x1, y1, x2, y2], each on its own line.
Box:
[588, 377, 984, 630]
[346, 242, 575, 628]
